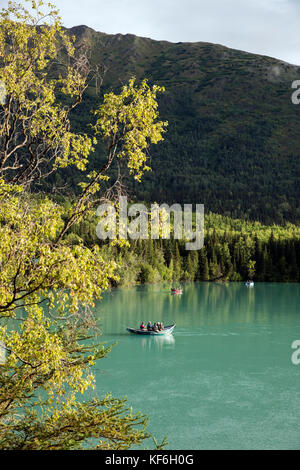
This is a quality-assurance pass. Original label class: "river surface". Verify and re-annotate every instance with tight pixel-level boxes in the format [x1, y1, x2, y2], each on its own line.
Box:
[90, 282, 300, 450]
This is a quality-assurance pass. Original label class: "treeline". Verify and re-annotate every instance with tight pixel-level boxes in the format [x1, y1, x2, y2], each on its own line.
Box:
[66, 210, 300, 285]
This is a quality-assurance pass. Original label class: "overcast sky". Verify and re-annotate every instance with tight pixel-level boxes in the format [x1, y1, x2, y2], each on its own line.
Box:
[1, 0, 300, 65]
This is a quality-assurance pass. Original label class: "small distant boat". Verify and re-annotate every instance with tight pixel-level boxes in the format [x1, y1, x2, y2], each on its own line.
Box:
[127, 324, 176, 336]
[171, 288, 182, 295]
[245, 281, 254, 287]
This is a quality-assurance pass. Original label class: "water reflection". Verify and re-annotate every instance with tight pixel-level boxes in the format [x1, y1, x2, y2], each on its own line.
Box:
[96, 282, 300, 337]
[140, 334, 175, 351]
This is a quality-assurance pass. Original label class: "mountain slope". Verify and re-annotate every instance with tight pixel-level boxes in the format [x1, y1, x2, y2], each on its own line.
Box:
[62, 26, 300, 224]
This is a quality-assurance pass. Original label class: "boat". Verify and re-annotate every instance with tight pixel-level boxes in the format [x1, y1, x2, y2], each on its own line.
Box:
[245, 281, 254, 287]
[127, 324, 176, 336]
[171, 288, 182, 295]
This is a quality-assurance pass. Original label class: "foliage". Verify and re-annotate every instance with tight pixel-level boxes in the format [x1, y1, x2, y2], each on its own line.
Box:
[93, 77, 167, 182]
[0, 1, 166, 450]
[0, 0, 94, 186]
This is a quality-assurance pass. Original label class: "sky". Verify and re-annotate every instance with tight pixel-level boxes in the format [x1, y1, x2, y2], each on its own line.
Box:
[1, 0, 300, 65]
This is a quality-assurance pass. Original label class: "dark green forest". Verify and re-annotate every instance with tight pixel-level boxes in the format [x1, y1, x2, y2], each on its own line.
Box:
[66, 210, 300, 285]
[50, 26, 300, 224]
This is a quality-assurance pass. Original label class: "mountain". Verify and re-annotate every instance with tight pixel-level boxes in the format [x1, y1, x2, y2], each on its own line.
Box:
[60, 25, 300, 224]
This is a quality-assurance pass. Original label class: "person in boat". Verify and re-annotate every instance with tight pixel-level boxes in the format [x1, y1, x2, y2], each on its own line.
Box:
[140, 321, 145, 330]
[153, 322, 159, 332]
[147, 321, 152, 331]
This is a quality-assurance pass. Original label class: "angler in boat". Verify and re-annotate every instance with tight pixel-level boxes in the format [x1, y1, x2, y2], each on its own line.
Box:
[171, 286, 182, 294]
[145, 321, 164, 332]
[127, 323, 175, 336]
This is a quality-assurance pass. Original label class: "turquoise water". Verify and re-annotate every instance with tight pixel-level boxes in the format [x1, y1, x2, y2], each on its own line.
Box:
[91, 282, 300, 450]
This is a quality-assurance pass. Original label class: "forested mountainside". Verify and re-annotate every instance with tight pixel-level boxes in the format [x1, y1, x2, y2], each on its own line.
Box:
[51, 25, 300, 224]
